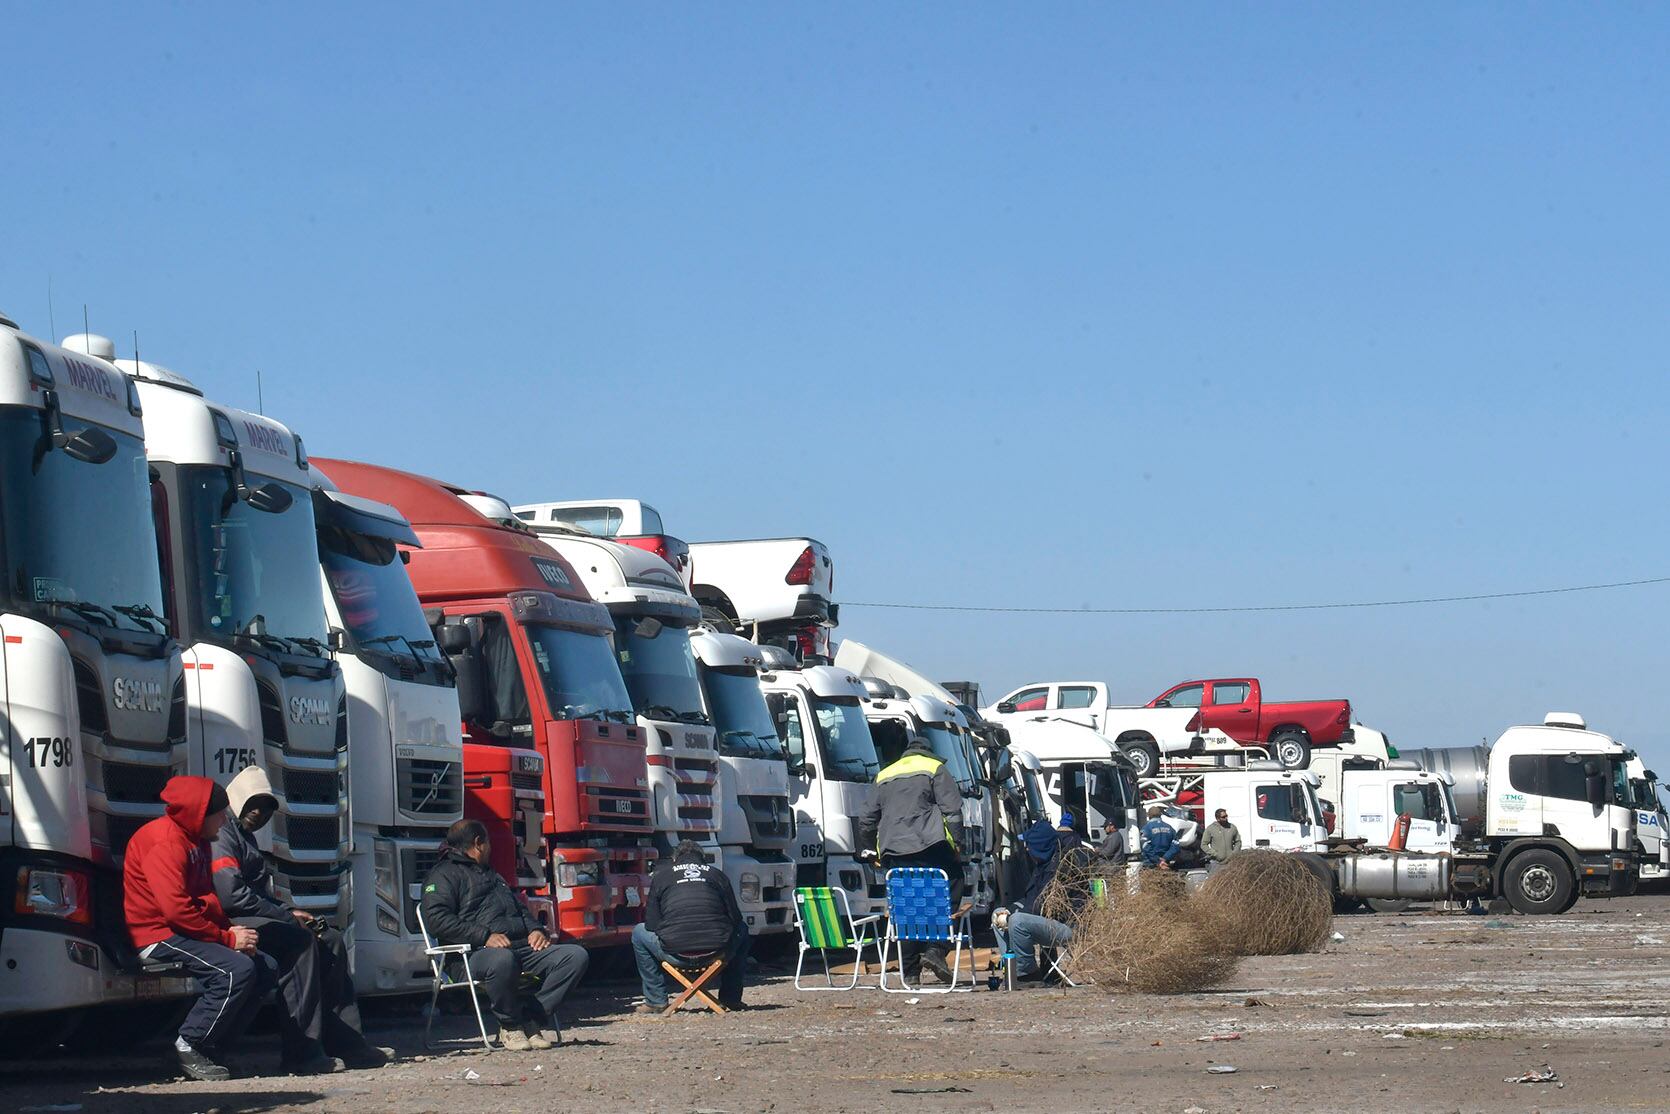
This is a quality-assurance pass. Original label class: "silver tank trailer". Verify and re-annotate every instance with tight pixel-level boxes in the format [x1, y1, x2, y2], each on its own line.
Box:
[1402, 745, 1489, 822]
[1333, 852, 1452, 901]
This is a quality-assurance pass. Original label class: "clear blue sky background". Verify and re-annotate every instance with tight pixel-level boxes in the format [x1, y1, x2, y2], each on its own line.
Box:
[5, 6, 1668, 771]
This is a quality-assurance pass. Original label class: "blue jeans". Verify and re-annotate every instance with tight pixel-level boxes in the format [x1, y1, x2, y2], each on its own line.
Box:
[632, 921, 749, 1007]
[996, 911, 1072, 977]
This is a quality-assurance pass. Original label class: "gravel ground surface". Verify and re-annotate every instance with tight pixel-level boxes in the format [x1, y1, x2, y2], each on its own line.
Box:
[7, 893, 1669, 1113]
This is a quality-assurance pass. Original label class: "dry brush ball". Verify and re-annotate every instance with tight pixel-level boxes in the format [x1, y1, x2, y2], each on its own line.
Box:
[1195, 849, 1334, 956]
[1065, 867, 1241, 995]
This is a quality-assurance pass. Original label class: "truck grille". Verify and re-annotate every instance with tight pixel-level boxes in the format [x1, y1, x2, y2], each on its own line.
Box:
[74, 658, 108, 734]
[283, 768, 341, 807]
[103, 761, 173, 804]
[257, 681, 286, 748]
[400, 846, 445, 932]
[511, 771, 542, 792]
[282, 814, 343, 852]
[398, 757, 462, 816]
[104, 814, 151, 860]
[740, 795, 794, 841]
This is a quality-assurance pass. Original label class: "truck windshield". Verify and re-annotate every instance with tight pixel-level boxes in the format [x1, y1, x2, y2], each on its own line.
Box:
[524, 623, 634, 722]
[181, 467, 327, 651]
[0, 409, 165, 633]
[700, 665, 782, 759]
[1392, 781, 1446, 823]
[811, 696, 880, 782]
[318, 524, 443, 667]
[612, 618, 707, 724]
[922, 725, 977, 796]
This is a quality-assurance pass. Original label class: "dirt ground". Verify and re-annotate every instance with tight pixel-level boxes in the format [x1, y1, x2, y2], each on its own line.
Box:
[8, 893, 1670, 1114]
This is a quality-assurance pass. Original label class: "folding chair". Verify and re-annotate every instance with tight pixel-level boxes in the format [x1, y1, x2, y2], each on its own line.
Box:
[878, 867, 974, 994]
[661, 952, 727, 1015]
[792, 885, 882, 990]
[416, 905, 494, 1052]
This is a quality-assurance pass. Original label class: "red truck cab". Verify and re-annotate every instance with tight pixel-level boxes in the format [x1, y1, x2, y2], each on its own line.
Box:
[1147, 677, 1353, 770]
[316, 459, 653, 945]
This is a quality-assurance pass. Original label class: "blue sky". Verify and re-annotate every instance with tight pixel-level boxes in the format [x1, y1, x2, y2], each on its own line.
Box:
[6, 6, 1669, 771]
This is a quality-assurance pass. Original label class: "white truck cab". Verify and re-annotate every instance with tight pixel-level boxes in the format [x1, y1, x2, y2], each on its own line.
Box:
[99, 342, 351, 925]
[1336, 761, 1458, 853]
[1198, 763, 1328, 853]
[756, 654, 882, 918]
[310, 470, 465, 995]
[1626, 757, 1666, 881]
[691, 630, 796, 934]
[527, 527, 720, 855]
[985, 680, 1207, 778]
[0, 321, 191, 1033]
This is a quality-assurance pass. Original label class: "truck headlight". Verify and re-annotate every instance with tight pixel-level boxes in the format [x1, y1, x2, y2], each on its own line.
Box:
[14, 866, 92, 926]
[373, 839, 397, 908]
[739, 872, 761, 904]
[556, 862, 601, 888]
[375, 907, 400, 936]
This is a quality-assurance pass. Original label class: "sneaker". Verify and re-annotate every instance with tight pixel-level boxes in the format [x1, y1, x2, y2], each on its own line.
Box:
[522, 1026, 553, 1051]
[175, 1041, 232, 1082]
[498, 1027, 534, 1052]
[717, 999, 745, 1012]
[633, 1003, 665, 1015]
[921, 951, 954, 984]
[283, 1052, 345, 1076]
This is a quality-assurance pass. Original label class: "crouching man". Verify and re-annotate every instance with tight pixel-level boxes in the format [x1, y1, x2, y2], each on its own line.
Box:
[631, 841, 751, 1011]
[123, 776, 273, 1081]
[420, 820, 589, 1050]
[212, 765, 386, 1071]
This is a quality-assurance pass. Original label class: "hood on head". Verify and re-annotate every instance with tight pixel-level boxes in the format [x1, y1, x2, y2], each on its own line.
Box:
[162, 775, 226, 841]
[227, 764, 278, 820]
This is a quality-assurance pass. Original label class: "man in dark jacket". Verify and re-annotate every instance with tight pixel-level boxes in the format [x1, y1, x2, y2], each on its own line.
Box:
[996, 811, 1082, 982]
[1141, 806, 1184, 869]
[211, 765, 382, 1071]
[123, 775, 272, 1082]
[420, 819, 588, 1051]
[630, 840, 750, 1011]
[855, 736, 965, 985]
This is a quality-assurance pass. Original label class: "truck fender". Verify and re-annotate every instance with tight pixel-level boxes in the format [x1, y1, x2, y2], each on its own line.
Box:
[1266, 724, 1309, 744]
[1491, 838, 1580, 897]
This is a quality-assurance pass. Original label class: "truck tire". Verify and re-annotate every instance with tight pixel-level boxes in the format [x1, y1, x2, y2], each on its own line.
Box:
[1271, 730, 1312, 770]
[1503, 848, 1575, 915]
[1120, 738, 1161, 778]
[1365, 897, 1413, 914]
[698, 605, 738, 636]
[1293, 851, 1338, 902]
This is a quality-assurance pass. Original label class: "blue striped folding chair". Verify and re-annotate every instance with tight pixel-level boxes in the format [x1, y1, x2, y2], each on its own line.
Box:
[878, 867, 974, 994]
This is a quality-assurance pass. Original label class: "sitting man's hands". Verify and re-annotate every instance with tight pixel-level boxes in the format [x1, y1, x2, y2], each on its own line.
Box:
[484, 932, 512, 949]
[527, 929, 551, 952]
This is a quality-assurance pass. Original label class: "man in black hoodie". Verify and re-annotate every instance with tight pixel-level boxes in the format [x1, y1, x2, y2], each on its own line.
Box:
[631, 841, 749, 1011]
[420, 819, 589, 1051]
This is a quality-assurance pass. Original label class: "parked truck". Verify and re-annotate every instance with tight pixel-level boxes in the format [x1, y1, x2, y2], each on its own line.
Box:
[687, 538, 837, 663]
[317, 460, 653, 945]
[1147, 677, 1354, 770]
[97, 340, 353, 928]
[0, 319, 192, 1038]
[984, 680, 1206, 777]
[755, 649, 883, 918]
[1626, 757, 1666, 883]
[690, 630, 797, 933]
[511, 499, 692, 590]
[309, 467, 468, 995]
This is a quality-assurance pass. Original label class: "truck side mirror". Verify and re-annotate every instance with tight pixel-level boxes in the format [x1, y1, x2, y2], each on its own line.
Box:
[1154, 698, 1172, 708]
[991, 752, 1013, 783]
[996, 701, 1016, 715]
[437, 622, 473, 654]
[1585, 770, 1607, 808]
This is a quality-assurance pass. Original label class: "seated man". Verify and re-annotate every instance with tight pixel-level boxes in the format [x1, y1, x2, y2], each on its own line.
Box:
[632, 841, 750, 1011]
[995, 811, 1085, 984]
[212, 765, 386, 1072]
[124, 775, 274, 1082]
[420, 819, 589, 1051]
[1140, 806, 1184, 869]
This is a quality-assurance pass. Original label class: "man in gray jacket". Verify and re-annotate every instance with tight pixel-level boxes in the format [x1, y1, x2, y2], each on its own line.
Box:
[211, 765, 383, 1071]
[855, 736, 965, 985]
[1201, 808, 1242, 871]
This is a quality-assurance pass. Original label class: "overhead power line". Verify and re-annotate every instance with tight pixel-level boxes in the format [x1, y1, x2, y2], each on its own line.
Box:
[844, 574, 1670, 615]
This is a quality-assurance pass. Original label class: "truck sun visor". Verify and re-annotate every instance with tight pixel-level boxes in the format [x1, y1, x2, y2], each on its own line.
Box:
[314, 488, 422, 548]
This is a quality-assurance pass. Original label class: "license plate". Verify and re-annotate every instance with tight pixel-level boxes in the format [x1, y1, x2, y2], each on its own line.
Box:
[624, 887, 641, 907]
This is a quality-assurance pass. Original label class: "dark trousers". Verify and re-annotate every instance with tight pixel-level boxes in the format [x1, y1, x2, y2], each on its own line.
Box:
[631, 921, 751, 1007]
[471, 940, 590, 1028]
[143, 934, 277, 1052]
[881, 841, 965, 977]
[242, 917, 368, 1061]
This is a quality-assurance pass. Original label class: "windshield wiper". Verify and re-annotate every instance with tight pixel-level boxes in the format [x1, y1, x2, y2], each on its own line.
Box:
[235, 624, 299, 656]
[640, 704, 684, 721]
[288, 635, 331, 657]
[47, 599, 128, 630]
[360, 633, 438, 662]
[676, 709, 712, 726]
[111, 602, 165, 635]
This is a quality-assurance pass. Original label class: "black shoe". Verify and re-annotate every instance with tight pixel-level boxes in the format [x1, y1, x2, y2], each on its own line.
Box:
[717, 998, 745, 1012]
[338, 1045, 391, 1070]
[283, 1052, 345, 1076]
[175, 1042, 232, 1082]
[921, 951, 954, 984]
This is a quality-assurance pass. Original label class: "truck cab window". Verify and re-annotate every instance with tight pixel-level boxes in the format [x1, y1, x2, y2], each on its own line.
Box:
[1211, 682, 1249, 705]
[868, 718, 910, 767]
[769, 694, 806, 769]
[1059, 686, 1097, 709]
[1162, 684, 1204, 708]
[1007, 687, 1048, 712]
[1256, 783, 1301, 822]
[477, 615, 532, 734]
[1393, 782, 1442, 821]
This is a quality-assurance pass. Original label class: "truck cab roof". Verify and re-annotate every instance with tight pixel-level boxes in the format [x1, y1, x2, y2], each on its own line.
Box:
[1, 325, 145, 438]
[529, 529, 696, 625]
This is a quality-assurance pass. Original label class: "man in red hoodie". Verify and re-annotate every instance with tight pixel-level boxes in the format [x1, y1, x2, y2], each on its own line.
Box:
[124, 775, 273, 1081]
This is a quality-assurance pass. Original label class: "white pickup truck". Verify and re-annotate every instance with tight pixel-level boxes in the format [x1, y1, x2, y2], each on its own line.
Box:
[685, 537, 836, 661]
[984, 680, 1206, 777]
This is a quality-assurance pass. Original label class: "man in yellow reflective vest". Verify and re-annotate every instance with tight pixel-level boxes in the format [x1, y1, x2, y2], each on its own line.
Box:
[856, 735, 965, 985]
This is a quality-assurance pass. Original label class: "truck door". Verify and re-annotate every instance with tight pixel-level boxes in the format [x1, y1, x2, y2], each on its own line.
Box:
[1254, 780, 1307, 850]
[1003, 686, 1049, 714]
[767, 691, 824, 880]
[1057, 685, 1102, 730]
[1391, 780, 1445, 851]
[1154, 682, 1204, 711]
[1199, 681, 1254, 741]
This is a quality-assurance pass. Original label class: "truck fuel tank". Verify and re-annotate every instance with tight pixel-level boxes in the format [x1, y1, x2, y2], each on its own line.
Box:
[1332, 852, 1451, 901]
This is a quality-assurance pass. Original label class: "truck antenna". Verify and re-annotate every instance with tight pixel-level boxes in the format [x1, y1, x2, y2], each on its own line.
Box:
[133, 330, 141, 367]
[82, 304, 90, 343]
[257, 369, 264, 415]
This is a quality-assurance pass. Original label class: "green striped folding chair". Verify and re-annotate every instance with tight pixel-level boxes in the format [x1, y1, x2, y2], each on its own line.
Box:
[793, 886, 882, 991]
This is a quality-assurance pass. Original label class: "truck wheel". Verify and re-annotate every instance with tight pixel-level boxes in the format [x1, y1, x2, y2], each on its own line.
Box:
[1504, 848, 1575, 915]
[1271, 731, 1311, 769]
[1365, 897, 1413, 914]
[1293, 851, 1338, 902]
[699, 605, 737, 636]
[1121, 739, 1161, 778]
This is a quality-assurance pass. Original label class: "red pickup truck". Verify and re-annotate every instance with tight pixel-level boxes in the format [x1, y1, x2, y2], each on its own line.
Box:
[1146, 678, 1353, 769]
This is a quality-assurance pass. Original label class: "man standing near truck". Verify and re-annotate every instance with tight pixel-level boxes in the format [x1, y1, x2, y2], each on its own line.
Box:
[1201, 808, 1242, 872]
[1141, 807, 1184, 870]
[856, 734, 966, 985]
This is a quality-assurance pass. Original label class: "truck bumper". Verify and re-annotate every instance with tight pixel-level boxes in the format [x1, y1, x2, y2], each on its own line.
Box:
[0, 926, 192, 1017]
[719, 851, 795, 935]
[351, 935, 433, 997]
[1577, 853, 1637, 898]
